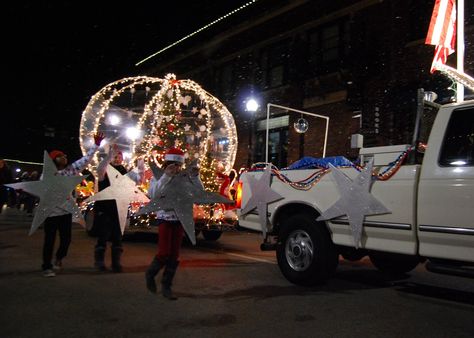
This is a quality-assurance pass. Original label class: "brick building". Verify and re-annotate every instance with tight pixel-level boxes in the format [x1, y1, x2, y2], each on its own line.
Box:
[140, 0, 474, 169]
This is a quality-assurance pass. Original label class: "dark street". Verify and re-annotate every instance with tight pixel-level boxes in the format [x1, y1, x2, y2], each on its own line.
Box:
[1, 207, 473, 338]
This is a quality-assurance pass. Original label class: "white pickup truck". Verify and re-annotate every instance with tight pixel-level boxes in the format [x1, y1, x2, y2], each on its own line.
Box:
[237, 95, 474, 285]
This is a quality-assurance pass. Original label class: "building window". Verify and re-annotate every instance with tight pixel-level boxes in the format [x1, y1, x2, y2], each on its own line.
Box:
[260, 41, 289, 88]
[308, 19, 349, 74]
[439, 108, 474, 166]
[254, 115, 289, 168]
[321, 25, 340, 63]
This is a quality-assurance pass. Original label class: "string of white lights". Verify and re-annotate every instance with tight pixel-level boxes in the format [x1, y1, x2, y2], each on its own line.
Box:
[135, 0, 259, 66]
[438, 64, 474, 92]
[79, 75, 237, 175]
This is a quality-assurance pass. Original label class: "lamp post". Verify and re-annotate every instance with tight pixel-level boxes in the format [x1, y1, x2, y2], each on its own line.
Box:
[246, 99, 259, 166]
[265, 103, 329, 163]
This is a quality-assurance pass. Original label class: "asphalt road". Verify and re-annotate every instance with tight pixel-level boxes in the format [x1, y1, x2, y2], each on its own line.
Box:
[1, 207, 473, 338]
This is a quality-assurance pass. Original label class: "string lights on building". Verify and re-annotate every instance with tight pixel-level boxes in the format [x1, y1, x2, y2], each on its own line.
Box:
[135, 0, 259, 66]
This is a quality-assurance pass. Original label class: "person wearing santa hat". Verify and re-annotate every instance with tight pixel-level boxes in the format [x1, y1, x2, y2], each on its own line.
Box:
[41, 132, 104, 278]
[145, 147, 202, 300]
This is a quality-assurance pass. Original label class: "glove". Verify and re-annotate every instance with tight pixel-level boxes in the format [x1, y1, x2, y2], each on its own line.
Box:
[93, 132, 105, 146]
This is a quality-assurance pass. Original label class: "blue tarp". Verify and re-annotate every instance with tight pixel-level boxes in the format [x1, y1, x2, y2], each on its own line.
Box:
[284, 156, 355, 170]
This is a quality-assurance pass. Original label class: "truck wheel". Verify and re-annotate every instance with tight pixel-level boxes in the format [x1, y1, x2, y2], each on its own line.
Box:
[202, 229, 222, 241]
[276, 214, 338, 286]
[369, 251, 420, 274]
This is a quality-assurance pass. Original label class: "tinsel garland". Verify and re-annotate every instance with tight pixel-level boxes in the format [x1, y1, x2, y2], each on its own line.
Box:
[249, 147, 413, 190]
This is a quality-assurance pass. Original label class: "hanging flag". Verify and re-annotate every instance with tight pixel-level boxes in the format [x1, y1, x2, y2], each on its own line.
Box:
[425, 0, 456, 73]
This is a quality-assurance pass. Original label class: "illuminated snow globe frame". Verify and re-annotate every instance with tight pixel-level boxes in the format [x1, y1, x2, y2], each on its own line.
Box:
[79, 74, 238, 174]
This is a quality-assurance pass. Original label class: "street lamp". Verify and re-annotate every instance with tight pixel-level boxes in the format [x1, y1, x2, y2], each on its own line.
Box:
[265, 103, 329, 163]
[246, 99, 259, 112]
[245, 98, 259, 166]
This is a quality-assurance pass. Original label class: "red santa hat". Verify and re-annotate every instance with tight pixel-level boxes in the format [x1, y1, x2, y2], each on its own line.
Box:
[164, 147, 185, 163]
[49, 150, 65, 160]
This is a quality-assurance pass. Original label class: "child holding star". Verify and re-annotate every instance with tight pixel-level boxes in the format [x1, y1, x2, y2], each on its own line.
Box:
[41, 132, 104, 277]
[145, 147, 202, 300]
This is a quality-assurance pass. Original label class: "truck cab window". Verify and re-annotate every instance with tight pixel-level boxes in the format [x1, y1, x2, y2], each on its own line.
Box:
[439, 108, 474, 166]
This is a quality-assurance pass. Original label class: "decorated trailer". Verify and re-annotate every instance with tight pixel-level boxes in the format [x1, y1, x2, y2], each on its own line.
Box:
[237, 93, 474, 285]
[77, 74, 239, 242]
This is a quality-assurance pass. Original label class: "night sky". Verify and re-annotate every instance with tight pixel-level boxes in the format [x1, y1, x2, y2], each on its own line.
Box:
[3, 0, 252, 163]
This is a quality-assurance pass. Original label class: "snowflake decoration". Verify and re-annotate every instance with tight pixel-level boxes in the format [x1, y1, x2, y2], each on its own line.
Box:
[179, 95, 192, 106]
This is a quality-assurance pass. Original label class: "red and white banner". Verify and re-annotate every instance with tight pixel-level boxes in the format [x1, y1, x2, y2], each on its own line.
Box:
[425, 0, 456, 73]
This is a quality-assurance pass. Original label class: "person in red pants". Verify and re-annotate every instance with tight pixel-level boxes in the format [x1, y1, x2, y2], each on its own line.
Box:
[145, 147, 202, 300]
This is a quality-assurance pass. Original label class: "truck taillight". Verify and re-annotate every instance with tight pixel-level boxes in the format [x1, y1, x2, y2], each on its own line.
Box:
[235, 181, 243, 208]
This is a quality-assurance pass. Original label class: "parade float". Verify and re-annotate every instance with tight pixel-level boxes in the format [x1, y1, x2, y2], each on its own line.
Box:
[78, 74, 239, 240]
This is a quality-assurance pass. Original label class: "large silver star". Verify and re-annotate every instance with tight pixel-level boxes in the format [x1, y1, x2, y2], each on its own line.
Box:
[317, 160, 390, 248]
[137, 167, 233, 245]
[5, 151, 83, 235]
[84, 165, 149, 234]
[240, 165, 283, 237]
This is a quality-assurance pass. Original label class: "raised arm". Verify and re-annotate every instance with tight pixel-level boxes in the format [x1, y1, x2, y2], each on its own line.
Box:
[189, 160, 204, 189]
[126, 158, 145, 184]
[147, 172, 173, 199]
[58, 133, 104, 176]
[97, 149, 113, 182]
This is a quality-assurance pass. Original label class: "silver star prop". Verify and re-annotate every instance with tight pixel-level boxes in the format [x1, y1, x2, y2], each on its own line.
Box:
[5, 151, 83, 235]
[137, 165, 233, 245]
[240, 165, 283, 237]
[317, 160, 390, 248]
[84, 165, 149, 234]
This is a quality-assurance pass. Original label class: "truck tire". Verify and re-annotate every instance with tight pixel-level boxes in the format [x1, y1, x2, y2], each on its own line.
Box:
[369, 251, 420, 275]
[276, 214, 338, 286]
[202, 229, 222, 241]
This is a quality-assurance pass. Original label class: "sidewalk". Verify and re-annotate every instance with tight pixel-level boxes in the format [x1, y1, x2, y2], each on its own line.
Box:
[0, 205, 35, 227]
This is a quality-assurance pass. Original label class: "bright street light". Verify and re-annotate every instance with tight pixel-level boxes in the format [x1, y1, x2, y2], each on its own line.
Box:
[246, 99, 259, 112]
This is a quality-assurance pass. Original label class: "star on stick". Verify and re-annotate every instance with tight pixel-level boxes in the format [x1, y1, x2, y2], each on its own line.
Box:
[137, 166, 232, 245]
[317, 160, 390, 248]
[84, 165, 149, 234]
[240, 165, 283, 237]
[5, 151, 83, 235]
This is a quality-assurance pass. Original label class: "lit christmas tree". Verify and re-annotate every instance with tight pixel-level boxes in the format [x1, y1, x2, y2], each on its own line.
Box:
[199, 150, 220, 192]
[136, 75, 188, 166]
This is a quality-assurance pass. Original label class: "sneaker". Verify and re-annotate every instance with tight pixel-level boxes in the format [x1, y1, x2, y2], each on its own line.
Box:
[43, 269, 56, 277]
[53, 260, 62, 270]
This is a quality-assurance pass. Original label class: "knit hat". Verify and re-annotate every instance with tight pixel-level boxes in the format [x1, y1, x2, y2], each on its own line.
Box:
[49, 150, 65, 160]
[164, 147, 185, 163]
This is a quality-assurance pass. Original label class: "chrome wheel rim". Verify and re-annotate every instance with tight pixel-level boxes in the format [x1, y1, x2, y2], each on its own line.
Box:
[285, 229, 314, 271]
